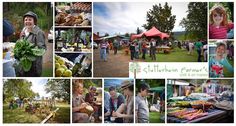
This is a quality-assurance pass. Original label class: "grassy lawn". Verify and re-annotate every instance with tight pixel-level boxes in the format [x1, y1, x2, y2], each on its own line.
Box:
[145, 48, 203, 62]
[124, 48, 204, 62]
[41, 68, 53, 77]
[149, 112, 165, 123]
[3, 104, 41, 123]
[3, 103, 70, 123]
[47, 103, 70, 123]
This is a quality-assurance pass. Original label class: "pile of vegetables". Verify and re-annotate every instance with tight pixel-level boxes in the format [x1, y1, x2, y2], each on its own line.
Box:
[168, 108, 208, 121]
[13, 39, 45, 72]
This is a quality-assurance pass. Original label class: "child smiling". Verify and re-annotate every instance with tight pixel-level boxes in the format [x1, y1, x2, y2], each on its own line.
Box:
[209, 42, 234, 78]
[209, 4, 234, 39]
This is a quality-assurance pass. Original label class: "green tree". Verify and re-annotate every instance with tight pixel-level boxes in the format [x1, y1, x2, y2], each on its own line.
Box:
[143, 2, 176, 36]
[136, 27, 143, 34]
[104, 33, 109, 37]
[125, 33, 130, 37]
[3, 79, 36, 102]
[180, 2, 207, 40]
[45, 79, 70, 103]
[136, 79, 165, 93]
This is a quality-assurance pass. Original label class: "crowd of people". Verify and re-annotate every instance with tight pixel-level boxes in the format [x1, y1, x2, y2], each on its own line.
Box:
[98, 37, 217, 62]
[98, 38, 161, 62]
[177, 40, 208, 62]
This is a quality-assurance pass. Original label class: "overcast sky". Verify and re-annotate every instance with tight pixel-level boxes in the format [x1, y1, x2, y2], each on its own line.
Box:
[26, 79, 51, 98]
[104, 79, 133, 88]
[94, 2, 189, 36]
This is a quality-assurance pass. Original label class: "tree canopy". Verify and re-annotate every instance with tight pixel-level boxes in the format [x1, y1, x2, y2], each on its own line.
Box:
[180, 2, 207, 40]
[136, 79, 165, 93]
[82, 79, 102, 92]
[45, 79, 70, 103]
[143, 2, 176, 36]
[136, 27, 143, 34]
[3, 79, 37, 102]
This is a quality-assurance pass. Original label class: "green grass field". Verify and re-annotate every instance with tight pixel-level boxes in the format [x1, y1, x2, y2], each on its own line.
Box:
[3, 103, 70, 123]
[47, 103, 70, 123]
[41, 68, 53, 77]
[3, 104, 41, 123]
[149, 112, 165, 123]
[145, 48, 203, 62]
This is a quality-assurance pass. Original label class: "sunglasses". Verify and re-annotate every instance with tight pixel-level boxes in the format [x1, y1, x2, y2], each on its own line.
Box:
[213, 14, 223, 17]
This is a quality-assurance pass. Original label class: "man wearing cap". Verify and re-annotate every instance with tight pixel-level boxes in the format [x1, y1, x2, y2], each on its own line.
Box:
[112, 80, 134, 123]
[16, 11, 46, 77]
[136, 83, 150, 123]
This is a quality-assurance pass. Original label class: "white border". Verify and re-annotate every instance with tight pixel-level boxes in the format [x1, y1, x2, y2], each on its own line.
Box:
[1, 0, 235, 126]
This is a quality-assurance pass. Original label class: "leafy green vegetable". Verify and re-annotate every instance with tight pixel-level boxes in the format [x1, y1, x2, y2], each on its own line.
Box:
[20, 57, 32, 72]
[31, 47, 46, 56]
[13, 39, 45, 72]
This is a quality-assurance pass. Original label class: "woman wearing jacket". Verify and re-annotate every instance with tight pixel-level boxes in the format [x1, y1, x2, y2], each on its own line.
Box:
[16, 11, 46, 77]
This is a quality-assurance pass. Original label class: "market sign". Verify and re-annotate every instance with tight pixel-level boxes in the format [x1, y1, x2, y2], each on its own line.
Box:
[129, 62, 208, 79]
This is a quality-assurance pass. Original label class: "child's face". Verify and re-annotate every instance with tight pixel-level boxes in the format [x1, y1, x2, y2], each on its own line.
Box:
[213, 12, 223, 25]
[216, 45, 225, 56]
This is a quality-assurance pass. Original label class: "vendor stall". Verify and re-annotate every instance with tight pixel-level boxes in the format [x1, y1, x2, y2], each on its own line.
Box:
[55, 2, 92, 53]
[55, 28, 92, 52]
[167, 79, 234, 123]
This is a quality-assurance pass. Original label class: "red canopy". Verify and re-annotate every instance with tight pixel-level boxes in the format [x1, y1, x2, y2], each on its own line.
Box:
[160, 33, 170, 39]
[131, 33, 144, 41]
[144, 27, 162, 37]
[131, 26, 169, 41]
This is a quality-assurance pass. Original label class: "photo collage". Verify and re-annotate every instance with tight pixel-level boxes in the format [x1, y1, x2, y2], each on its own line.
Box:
[1, 1, 235, 124]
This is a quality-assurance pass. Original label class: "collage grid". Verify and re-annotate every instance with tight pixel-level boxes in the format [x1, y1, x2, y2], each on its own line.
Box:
[1, 0, 235, 125]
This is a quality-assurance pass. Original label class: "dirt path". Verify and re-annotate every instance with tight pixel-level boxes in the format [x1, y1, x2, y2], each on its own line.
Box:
[42, 38, 53, 76]
[93, 49, 143, 77]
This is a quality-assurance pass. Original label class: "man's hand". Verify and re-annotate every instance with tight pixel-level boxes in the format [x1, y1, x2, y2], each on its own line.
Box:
[112, 111, 122, 118]
[80, 102, 87, 109]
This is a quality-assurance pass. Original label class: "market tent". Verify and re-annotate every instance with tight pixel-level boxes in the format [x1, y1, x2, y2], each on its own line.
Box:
[149, 86, 165, 93]
[144, 27, 170, 39]
[130, 33, 144, 41]
[144, 26, 162, 37]
[160, 32, 170, 40]
[130, 26, 169, 41]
